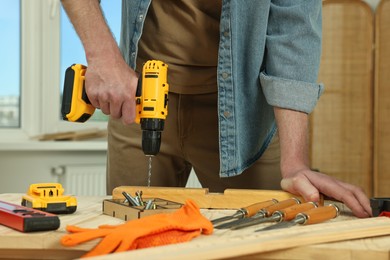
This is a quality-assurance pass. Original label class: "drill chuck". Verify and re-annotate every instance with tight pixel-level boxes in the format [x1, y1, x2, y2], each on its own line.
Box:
[141, 118, 165, 156]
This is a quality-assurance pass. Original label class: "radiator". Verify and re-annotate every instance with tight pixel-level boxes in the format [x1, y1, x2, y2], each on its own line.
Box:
[53, 164, 106, 196]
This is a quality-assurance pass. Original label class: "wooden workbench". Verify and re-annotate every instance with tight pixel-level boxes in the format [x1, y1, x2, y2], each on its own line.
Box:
[0, 189, 390, 260]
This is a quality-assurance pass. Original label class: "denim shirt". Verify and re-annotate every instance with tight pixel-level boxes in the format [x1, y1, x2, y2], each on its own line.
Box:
[119, 0, 324, 178]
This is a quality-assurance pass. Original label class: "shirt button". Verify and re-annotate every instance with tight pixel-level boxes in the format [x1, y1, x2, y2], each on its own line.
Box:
[138, 14, 144, 21]
[222, 72, 229, 79]
[223, 111, 231, 118]
[223, 31, 229, 37]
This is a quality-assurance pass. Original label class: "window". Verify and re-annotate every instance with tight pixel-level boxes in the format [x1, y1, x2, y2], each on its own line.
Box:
[0, 0, 121, 141]
[0, 0, 20, 128]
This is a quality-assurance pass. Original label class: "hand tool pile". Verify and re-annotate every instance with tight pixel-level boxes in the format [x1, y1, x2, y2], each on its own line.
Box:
[103, 190, 183, 221]
[211, 198, 339, 231]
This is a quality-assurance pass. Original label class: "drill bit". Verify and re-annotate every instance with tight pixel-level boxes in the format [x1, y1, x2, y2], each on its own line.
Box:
[147, 156, 153, 187]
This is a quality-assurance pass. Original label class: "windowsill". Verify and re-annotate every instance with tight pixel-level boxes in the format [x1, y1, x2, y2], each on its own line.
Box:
[0, 140, 107, 151]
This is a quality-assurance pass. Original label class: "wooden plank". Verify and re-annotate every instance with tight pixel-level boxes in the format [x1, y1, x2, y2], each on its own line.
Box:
[112, 186, 313, 209]
[33, 128, 107, 141]
[89, 217, 390, 260]
[310, 0, 374, 196]
[374, 0, 390, 197]
[231, 236, 390, 260]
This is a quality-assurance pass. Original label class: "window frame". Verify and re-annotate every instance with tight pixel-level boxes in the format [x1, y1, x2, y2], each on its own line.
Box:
[0, 0, 107, 142]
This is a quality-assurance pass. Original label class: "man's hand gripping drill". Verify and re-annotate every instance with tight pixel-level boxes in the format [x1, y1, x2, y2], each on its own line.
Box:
[61, 60, 169, 186]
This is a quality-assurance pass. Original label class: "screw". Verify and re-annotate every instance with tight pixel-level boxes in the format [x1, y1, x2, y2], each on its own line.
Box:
[122, 191, 140, 206]
[135, 190, 144, 206]
[144, 199, 154, 210]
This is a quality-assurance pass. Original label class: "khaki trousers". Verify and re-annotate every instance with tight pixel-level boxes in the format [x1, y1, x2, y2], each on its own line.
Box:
[107, 92, 282, 194]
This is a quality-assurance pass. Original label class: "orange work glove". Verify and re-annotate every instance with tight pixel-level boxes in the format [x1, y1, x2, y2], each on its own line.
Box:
[61, 199, 213, 258]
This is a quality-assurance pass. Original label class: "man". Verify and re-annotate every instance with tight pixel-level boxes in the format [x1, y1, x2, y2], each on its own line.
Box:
[61, 0, 372, 218]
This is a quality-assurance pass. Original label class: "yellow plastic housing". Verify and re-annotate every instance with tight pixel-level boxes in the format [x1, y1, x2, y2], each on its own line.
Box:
[135, 60, 169, 123]
[65, 64, 95, 122]
[21, 183, 77, 214]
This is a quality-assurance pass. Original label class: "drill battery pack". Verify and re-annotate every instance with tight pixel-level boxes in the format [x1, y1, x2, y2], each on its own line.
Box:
[21, 183, 77, 214]
[61, 64, 95, 122]
[0, 200, 60, 232]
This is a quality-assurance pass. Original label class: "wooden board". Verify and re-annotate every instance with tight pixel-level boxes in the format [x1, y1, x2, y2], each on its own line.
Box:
[251, 236, 390, 260]
[310, 0, 374, 196]
[374, 0, 390, 197]
[33, 128, 107, 141]
[112, 186, 314, 209]
[86, 217, 390, 260]
[102, 198, 182, 221]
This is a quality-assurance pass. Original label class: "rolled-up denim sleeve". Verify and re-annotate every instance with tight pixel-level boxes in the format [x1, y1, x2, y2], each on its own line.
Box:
[261, 0, 324, 114]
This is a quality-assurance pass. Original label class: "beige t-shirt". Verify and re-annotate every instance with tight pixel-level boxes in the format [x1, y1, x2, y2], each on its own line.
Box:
[137, 0, 222, 94]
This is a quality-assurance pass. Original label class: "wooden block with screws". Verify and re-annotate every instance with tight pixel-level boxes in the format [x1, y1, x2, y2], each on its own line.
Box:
[102, 198, 182, 221]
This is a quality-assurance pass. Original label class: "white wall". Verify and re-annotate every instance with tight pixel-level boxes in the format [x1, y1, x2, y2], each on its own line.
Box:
[0, 149, 106, 193]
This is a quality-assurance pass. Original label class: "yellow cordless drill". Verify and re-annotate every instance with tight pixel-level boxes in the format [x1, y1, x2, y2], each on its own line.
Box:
[134, 61, 169, 156]
[61, 60, 169, 184]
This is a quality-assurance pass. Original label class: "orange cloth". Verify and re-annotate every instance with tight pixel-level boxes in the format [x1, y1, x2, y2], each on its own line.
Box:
[61, 199, 213, 258]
